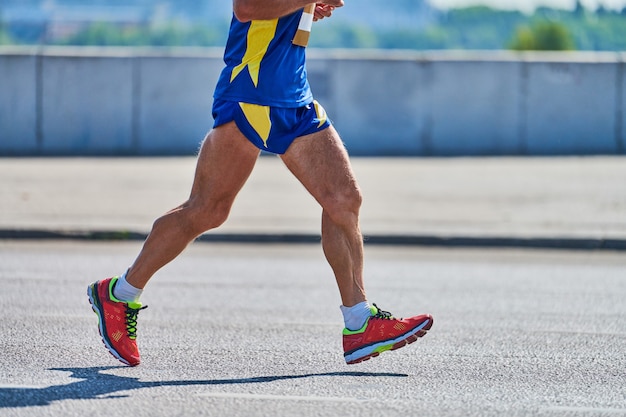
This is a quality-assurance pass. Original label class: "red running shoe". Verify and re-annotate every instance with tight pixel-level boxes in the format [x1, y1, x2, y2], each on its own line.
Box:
[343, 304, 433, 364]
[87, 277, 147, 366]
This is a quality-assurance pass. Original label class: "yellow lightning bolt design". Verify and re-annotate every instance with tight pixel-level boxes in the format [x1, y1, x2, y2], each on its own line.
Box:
[239, 102, 271, 148]
[230, 19, 279, 87]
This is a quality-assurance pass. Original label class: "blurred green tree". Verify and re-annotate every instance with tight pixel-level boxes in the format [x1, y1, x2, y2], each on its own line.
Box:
[0, 8, 10, 45]
[0, 29, 11, 45]
[310, 24, 378, 48]
[509, 21, 576, 50]
[56, 22, 227, 47]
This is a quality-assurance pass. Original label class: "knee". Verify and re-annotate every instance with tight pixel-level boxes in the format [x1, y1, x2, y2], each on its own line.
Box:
[321, 186, 363, 226]
[190, 199, 231, 233]
[153, 198, 232, 237]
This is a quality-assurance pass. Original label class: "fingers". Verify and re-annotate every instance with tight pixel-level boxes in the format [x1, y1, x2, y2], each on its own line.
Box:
[324, 0, 345, 7]
[313, 3, 340, 21]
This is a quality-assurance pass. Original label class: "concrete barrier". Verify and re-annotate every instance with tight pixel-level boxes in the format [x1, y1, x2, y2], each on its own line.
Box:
[524, 54, 622, 155]
[426, 58, 523, 156]
[0, 47, 624, 156]
[136, 54, 223, 154]
[0, 47, 38, 154]
[41, 51, 135, 154]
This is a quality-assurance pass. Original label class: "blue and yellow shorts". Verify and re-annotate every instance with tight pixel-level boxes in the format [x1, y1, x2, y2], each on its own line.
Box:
[212, 99, 331, 154]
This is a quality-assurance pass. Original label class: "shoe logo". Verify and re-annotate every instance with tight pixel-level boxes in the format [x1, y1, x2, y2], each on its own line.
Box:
[111, 330, 124, 342]
[394, 323, 406, 332]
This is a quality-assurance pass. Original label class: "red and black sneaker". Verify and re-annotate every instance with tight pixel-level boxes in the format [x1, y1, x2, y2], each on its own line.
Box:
[343, 304, 433, 365]
[87, 277, 147, 366]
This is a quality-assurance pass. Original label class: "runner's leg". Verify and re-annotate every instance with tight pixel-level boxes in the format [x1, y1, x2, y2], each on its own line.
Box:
[125, 121, 260, 289]
[280, 125, 366, 307]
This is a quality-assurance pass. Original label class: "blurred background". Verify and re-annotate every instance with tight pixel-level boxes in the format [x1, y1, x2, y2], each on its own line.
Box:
[0, 0, 625, 156]
[0, 0, 625, 50]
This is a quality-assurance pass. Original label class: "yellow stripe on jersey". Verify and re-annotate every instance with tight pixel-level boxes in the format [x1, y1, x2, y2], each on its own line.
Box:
[230, 19, 279, 87]
[239, 102, 272, 148]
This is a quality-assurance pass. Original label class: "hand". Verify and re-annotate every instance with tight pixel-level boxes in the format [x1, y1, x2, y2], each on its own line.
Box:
[313, 2, 343, 21]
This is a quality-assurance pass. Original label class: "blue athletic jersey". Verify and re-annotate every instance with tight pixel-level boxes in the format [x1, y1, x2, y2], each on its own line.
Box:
[213, 10, 313, 108]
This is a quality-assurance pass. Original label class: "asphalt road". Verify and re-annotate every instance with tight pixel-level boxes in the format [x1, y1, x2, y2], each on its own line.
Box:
[0, 241, 625, 417]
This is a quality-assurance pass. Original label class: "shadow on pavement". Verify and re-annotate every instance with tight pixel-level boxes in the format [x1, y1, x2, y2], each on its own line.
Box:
[1, 366, 408, 408]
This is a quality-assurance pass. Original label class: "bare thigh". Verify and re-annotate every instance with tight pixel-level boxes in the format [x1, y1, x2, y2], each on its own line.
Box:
[188, 121, 261, 221]
[279, 125, 361, 215]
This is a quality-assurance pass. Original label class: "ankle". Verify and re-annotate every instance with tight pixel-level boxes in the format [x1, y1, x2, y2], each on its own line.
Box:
[113, 270, 143, 303]
[340, 301, 372, 331]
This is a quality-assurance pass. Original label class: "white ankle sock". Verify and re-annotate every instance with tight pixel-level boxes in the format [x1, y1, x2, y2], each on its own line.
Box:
[340, 301, 372, 331]
[113, 270, 143, 303]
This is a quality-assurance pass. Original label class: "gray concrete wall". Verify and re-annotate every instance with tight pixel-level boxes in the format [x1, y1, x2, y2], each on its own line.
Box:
[0, 48, 39, 154]
[426, 58, 523, 155]
[0, 47, 624, 156]
[41, 52, 135, 154]
[524, 55, 621, 155]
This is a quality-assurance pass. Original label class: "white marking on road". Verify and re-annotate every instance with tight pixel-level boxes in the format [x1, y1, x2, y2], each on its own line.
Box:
[533, 329, 626, 337]
[544, 406, 626, 414]
[197, 392, 368, 402]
